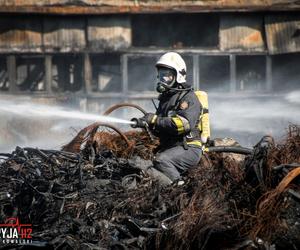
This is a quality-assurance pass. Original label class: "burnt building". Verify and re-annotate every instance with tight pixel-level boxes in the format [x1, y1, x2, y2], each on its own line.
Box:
[0, 1, 300, 149]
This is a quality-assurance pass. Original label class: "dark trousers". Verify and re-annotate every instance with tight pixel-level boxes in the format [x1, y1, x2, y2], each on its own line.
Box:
[153, 145, 202, 181]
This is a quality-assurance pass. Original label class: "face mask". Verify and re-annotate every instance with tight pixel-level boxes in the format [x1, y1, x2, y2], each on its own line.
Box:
[156, 82, 167, 93]
[158, 68, 176, 85]
[156, 68, 176, 93]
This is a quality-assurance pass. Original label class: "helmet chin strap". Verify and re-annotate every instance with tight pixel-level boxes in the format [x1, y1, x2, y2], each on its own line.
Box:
[156, 82, 192, 93]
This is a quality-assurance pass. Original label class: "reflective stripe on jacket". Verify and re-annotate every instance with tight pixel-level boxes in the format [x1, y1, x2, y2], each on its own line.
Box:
[152, 89, 202, 148]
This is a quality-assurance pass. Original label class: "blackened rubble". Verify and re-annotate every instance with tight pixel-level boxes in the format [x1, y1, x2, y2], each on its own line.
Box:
[0, 125, 299, 250]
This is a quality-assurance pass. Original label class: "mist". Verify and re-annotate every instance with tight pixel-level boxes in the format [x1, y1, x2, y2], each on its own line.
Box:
[0, 98, 133, 153]
[1, 51, 300, 152]
[0, 89, 299, 153]
[209, 91, 300, 146]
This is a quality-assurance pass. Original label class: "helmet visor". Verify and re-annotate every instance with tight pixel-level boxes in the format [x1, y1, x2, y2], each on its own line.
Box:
[157, 68, 176, 86]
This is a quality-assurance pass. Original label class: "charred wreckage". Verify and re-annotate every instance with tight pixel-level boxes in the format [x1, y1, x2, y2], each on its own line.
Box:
[0, 104, 299, 250]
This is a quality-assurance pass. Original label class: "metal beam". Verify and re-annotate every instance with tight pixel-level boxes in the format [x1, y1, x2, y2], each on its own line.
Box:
[266, 55, 272, 92]
[84, 53, 92, 94]
[7, 55, 17, 93]
[45, 55, 52, 94]
[0, 2, 300, 15]
[193, 55, 199, 90]
[0, 48, 269, 55]
[230, 54, 236, 92]
[121, 54, 128, 102]
[112, 48, 268, 56]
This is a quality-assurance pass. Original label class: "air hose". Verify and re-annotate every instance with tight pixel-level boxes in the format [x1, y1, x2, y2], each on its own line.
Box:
[204, 146, 253, 155]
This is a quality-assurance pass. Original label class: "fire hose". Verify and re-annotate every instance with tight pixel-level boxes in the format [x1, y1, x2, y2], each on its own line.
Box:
[130, 117, 253, 155]
[104, 103, 154, 141]
[104, 103, 254, 155]
[104, 103, 147, 116]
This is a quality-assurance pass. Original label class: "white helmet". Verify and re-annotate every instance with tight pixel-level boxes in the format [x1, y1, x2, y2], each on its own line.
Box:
[156, 52, 187, 84]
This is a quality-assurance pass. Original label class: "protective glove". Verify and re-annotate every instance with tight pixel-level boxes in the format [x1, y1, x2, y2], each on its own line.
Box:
[143, 113, 157, 126]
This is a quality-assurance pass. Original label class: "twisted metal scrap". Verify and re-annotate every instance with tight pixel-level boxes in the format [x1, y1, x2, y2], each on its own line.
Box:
[251, 167, 300, 241]
[4, 122, 296, 249]
[267, 124, 300, 167]
[62, 122, 131, 154]
[62, 123, 98, 153]
[63, 103, 153, 157]
[93, 130, 159, 159]
[62, 120, 159, 159]
[154, 152, 250, 250]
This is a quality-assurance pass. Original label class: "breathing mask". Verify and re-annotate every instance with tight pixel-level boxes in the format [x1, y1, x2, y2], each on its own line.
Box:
[156, 67, 176, 93]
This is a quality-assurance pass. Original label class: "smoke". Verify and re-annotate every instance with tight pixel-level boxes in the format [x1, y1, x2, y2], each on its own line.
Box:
[209, 92, 300, 146]
[1, 50, 300, 152]
[285, 90, 300, 104]
[0, 90, 299, 153]
[1, 13, 299, 153]
[129, 53, 300, 146]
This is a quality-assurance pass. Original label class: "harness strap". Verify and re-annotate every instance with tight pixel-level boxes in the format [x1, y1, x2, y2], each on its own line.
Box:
[174, 90, 189, 110]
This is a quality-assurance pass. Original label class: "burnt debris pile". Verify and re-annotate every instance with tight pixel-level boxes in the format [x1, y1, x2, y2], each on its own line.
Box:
[0, 124, 299, 250]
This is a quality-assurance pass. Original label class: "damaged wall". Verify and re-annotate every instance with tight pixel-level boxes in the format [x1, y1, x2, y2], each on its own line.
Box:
[1, 13, 300, 53]
[0, 15, 131, 53]
[88, 16, 131, 51]
[1, 10, 300, 152]
[44, 17, 86, 52]
[265, 14, 300, 54]
[220, 14, 266, 52]
[0, 16, 42, 53]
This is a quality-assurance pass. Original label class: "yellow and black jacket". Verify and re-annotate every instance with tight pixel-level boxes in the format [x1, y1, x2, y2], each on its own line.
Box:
[152, 89, 202, 149]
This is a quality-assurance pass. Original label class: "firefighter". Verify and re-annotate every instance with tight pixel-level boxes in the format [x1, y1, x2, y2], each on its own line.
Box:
[133, 52, 203, 183]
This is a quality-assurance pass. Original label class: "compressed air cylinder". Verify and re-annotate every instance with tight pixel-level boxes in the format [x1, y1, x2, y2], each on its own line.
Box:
[195, 91, 211, 144]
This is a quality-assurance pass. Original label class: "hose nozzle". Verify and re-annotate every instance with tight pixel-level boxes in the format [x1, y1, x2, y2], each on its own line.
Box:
[130, 118, 147, 128]
[130, 118, 154, 141]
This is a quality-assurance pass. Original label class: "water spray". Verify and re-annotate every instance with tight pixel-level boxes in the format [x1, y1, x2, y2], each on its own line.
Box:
[0, 100, 135, 125]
